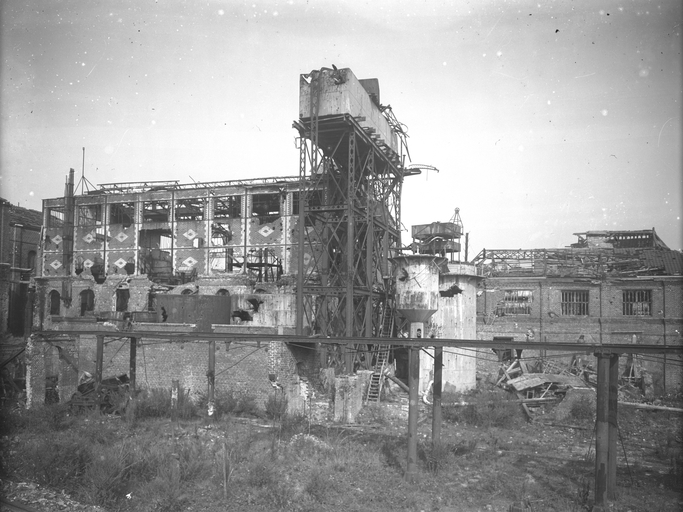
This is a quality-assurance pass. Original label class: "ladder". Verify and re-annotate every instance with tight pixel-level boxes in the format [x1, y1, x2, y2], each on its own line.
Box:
[366, 302, 394, 403]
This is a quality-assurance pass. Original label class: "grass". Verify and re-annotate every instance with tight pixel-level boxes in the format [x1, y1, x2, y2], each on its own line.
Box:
[1, 389, 681, 512]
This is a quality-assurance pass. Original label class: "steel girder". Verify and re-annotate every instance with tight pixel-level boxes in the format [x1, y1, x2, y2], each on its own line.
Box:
[295, 112, 404, 371]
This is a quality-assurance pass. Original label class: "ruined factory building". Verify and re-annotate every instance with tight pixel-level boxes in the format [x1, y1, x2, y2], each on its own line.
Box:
[25, 67, 432, 413]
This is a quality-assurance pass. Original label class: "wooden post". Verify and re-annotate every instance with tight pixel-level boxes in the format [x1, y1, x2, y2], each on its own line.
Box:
[208, 340, 216, 421]
[432, 346, 443, 452]
[608, 354, 619, 499]
[129, 337, 137, 394]
[406, 329, 420, 482]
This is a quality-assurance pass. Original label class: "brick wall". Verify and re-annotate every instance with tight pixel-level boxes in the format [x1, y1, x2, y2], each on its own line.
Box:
[0, 263, 9, 335]
[476, 276, 683, 394]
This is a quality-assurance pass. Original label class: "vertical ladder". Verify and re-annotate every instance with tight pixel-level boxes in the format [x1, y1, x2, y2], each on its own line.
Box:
[366, 302, 394, 402]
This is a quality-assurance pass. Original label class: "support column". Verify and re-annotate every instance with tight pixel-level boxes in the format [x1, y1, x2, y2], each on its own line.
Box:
[129, 337, 137, 394]
[406, 322, 423, 482]
[595, 352, 619, 506]
[207, 340, 216, 421]
[432, 346, 443, 451]
[95, 335, 104, 385]
[608, 354, 619, 497]
[95, 335, 104, 408]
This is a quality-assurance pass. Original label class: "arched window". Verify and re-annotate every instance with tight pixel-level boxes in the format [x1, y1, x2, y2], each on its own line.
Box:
[49, 290, 61, 316]
[80, 290, 95, 316]
[216, 289, 229, 296]
[181, 288, 193, 295]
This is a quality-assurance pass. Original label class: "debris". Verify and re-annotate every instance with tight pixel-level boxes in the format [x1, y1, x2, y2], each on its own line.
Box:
[68, 373, 130, 414]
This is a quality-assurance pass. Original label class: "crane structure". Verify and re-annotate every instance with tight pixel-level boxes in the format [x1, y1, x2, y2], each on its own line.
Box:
[293, 67, 416, 372]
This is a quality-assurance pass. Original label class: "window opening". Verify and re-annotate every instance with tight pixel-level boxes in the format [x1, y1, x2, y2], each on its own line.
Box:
[175, 197, 206, 221]
[139, 229, 173, 282]
[143, 200, 170, 223]
[213, 196, 241, 219]
[49, 290, 61, 315]
[47, 207, 65, 228]
[80, 289, 95, 316]
[561, 290, 589, 316]
[210, 248, 237, 273]
[623, 290, 651, 316]
[78, 204, 102, 226]
[251, 193, 280, 224]
[497, 290, 532, 316]
[110, 202, 136, 227]
[116, 288, 130, 312]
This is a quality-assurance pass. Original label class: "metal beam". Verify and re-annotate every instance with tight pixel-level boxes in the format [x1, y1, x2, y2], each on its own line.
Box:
[33, 331, 683, 355]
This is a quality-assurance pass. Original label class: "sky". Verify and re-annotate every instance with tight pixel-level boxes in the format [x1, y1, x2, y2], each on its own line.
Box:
[1, 0, 681, 256]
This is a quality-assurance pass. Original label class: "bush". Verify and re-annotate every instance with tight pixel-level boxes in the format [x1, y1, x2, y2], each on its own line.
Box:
[569, 394, 594, 422]
[265, 393, 288, 420]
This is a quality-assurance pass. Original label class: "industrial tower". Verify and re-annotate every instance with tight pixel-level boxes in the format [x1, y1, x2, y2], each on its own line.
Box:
[293, 67, 415, 372]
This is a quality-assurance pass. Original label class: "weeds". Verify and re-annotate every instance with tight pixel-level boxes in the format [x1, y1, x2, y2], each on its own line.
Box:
[443, 389, 524, 428]
[135, 387, 197, 420]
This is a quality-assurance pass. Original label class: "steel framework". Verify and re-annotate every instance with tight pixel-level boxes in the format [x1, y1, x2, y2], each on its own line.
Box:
[293, 68, 410, 372]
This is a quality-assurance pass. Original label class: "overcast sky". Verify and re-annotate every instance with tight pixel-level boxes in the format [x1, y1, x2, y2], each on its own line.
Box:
[2, 0, 681, 256]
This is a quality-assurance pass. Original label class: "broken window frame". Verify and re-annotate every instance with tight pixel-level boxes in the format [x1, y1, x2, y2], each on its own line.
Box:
[77, 204, 103, 227]
[143, 200, 170, 223]
[498, 290, 533, 316]
[109, 202, 136, 227]
[209, 247, 238, 273]
[251, 193, 280, 224]
[560, 290, 589, 316]
[175, 197, 206, 221]
[47, 207, 65, 228]
[213, 195, 242, 219]
[622, 289, 652, 316]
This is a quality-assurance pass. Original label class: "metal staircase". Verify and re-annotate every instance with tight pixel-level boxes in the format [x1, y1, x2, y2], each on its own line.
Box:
[366, 302, 394, 402]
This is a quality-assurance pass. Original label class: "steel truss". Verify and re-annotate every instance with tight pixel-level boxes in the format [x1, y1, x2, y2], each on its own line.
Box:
[294, 72, 406, 372]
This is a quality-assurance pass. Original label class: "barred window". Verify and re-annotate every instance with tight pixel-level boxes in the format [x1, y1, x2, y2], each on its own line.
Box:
[561, 290, 589, 316]
[623, 290, 651, 316]
[498, 290, 532, 315]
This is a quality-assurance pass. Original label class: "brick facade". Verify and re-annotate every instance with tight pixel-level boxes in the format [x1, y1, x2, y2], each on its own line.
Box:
[476, 276, 683, 394]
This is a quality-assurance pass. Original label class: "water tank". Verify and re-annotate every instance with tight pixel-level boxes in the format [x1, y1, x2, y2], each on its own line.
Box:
[391, 255, 447, 323]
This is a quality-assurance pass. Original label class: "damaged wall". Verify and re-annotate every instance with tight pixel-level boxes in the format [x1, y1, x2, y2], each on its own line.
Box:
[476, 276, 683, 393]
